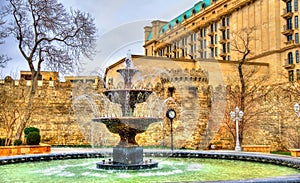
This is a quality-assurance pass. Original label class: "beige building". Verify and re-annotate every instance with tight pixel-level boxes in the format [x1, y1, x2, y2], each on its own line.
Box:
[143, 0, 300, 84]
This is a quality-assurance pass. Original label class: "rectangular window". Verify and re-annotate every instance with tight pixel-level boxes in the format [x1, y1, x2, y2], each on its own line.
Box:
[288, 35, 293, 41]
[215, 47, 218, 56]
[204, 39, 207, 48]
[295, 16, 299, 28]
[227, 55, 230, 61]
[226, 16, 230, 26]
[222, 44, 226, 53]
[227, 43, 231, 52]
[211, 48, 214, 58]
[296, 50, 299, 63]
[215, 35, 218, 44]
[227, 29, 230, 39]
[296, 33, 299, 43]
[287, 1, 292, 12]
[200, 29, 203, 37]
[289, 70, 294, 82]
[295, 0, 299, 12]
[297, 69, 300, 80]
[214, 22, 218, 31]
[204, 28, 206, 36]
[210, 24, 214, 33]
[287, 18, 293, 29]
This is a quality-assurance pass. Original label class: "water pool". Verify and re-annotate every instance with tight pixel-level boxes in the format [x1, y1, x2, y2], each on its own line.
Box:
[0, 157, 299, 183]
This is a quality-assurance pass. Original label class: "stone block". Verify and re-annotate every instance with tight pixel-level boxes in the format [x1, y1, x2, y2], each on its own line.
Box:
[113, 146, 143, 164]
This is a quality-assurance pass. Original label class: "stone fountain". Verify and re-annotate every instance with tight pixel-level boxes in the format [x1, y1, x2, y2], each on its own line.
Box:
[93, 53, 161, 170]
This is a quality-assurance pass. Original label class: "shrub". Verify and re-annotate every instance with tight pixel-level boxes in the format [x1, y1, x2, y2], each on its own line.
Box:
[26, 132, 41, 145]
[24, 127, 40, 138]
[14, 139, 23, 146]
[0, 138, 5, 146]
[0, 138, 11, 146]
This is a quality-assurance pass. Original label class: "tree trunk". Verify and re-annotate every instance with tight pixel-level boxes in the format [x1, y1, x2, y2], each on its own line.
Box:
[238, 60, 246, 146]
[15, 71, 38, 140]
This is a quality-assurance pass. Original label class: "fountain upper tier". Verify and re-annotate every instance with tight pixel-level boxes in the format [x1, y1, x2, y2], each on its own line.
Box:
[117, 68, 138, 89]
[104, 89, 152, 116]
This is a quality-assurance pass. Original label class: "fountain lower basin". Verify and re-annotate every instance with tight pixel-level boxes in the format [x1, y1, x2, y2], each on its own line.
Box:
[1, 150, 300, 182]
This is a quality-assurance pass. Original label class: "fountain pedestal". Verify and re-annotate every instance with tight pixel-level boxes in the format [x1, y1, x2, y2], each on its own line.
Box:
[113, 146, 143, 165]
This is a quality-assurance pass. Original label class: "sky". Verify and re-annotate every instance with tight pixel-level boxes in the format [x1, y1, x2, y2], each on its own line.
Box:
[0, 0, 200, 79]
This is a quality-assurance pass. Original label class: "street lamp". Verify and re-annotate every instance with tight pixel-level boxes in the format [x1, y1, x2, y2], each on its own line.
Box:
[293, 103, 300, 148]
[294, 103, 300, 117]
[166, 108, 176, 151]
[230, 107, 244, 152]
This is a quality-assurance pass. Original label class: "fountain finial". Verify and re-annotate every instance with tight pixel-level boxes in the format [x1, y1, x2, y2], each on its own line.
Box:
[125, 50, 132, 68]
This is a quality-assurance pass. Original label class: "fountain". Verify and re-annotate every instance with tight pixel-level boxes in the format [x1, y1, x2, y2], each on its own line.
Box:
[92, 52, 161, 170]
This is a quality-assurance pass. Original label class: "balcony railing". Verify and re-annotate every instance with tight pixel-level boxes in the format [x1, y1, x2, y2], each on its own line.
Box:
[284, 39, 295, 45]
[219, 23, 228, 31]
[219, 51, 227, 57]
[283, 59, 295, 69]
[282, 25, 294, 35]
[219, 37, 228, 44]
[282, 8, 294, 18]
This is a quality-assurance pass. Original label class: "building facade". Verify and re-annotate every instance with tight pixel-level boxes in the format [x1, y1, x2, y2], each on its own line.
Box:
[144, 0, 300, 84]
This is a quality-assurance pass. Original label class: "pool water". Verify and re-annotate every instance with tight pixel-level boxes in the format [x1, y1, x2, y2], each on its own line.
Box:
[0, 157, 299, 183]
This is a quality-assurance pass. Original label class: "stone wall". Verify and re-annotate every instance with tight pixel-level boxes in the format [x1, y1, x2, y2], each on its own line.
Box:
[0, 68, 299, 151]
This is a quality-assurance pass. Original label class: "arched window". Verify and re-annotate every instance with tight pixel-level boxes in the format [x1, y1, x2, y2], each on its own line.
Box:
[288, 52, 294, 64]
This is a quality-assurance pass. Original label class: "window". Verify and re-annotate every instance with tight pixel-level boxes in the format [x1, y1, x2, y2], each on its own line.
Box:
[227, 55, 230, 61]
[289, 70, 294, 82]
[222, 18, 226, 26]
[297, 69, 300, 80]
[168, 87, 175, 97]
[288, 52, 294, 64]
[296, 50, 299, 63]
[215, 47, 218, 56]
[203, 28, 206, 36]
[215, 35, 218, 44]
[211, 48, 214, 58]
[287, 1, 292, 12]
[227, 43, 231, 52]
[222, 30, 226, 40]
[204, 39, 207, 48]
[222, 44, 226, 53]
[295, 16, 299, 28]
[227, 29, 230, 39]
[295, 0, 299, 12]
[226, 16, 230, 26]
[288, 35, 293, 41]
[296, 33, 299, 43]
[287, 18, 293, 30]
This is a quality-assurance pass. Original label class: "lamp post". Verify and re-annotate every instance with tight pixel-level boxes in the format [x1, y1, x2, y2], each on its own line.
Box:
[294, 103, 300, 117]
[230, 107, 244, 152]
[293, 103, 300, 148]
[166, 108, 176, 151]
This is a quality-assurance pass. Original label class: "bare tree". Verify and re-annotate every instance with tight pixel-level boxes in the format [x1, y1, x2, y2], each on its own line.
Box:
[5, 0, 97, 139]
[0, 5, 10, 68]
[223, 66, 271, 146]
[0, 78, 31, 146]
[226, 26, 272, 146]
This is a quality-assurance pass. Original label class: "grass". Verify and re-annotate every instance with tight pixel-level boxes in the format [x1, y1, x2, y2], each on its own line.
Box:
[271, 151, 291, 156]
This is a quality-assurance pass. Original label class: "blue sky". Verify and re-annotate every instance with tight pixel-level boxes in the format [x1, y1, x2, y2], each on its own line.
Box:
[0, 0, 199, 78]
